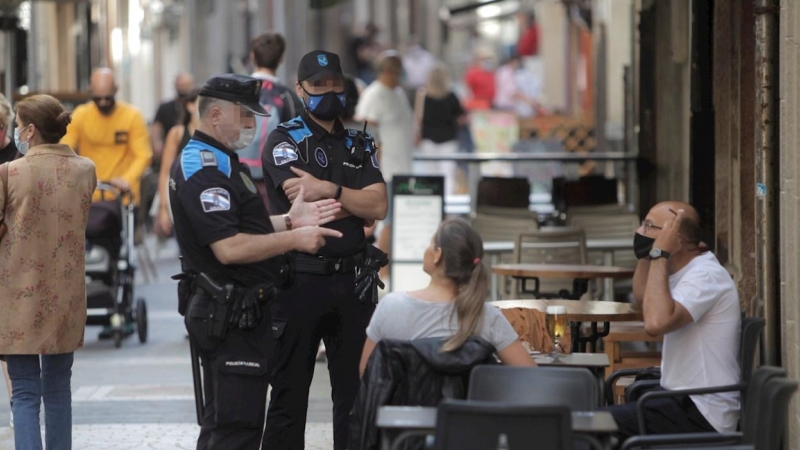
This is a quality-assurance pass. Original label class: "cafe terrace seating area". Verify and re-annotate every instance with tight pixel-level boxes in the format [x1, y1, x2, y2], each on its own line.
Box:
[366, 175, 796, 450]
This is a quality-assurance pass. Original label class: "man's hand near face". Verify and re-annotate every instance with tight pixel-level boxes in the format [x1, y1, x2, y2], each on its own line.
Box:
[653, 209, 684, 255]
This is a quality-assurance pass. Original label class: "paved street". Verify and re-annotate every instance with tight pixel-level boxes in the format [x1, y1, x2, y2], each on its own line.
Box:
[0, 240, 335, 449]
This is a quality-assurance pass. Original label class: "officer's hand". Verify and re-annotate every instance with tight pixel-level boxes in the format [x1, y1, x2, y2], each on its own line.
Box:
[292, 226, 343, 254]
[284, 167, 335, 203]
[288, 186, 342, 228]
[109, 178, 131, 192]
[154, 208, 173, 238]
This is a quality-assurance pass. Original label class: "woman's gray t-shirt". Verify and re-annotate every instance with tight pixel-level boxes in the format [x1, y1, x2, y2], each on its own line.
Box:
[366, 292, 519, 351]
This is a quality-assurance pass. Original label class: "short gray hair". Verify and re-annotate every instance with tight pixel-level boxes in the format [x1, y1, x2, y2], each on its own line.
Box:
[197, 96, 232, 118]
[0, 93, 12, 131]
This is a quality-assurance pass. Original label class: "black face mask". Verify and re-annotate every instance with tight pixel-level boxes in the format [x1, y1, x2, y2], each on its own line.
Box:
[301, 86, 346, 121]
[94, 99, 116, 116]
[634, 232, 656, 260]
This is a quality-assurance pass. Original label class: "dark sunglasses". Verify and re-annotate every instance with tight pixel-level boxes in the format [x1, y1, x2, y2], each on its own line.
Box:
[93, 96, 114, 103]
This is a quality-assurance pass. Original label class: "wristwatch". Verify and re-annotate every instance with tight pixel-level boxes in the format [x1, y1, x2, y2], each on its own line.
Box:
[283, 214, 293, 230]
[649, 247, 671, 260]
[333, 184, 343, 200]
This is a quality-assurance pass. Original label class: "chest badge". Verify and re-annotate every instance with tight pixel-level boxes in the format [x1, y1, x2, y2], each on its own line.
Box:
[240, 172, 258, 194]
[315, 147, 328, 168]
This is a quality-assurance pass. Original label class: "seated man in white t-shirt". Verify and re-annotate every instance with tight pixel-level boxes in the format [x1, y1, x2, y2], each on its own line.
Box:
[603, 201, 741, 440]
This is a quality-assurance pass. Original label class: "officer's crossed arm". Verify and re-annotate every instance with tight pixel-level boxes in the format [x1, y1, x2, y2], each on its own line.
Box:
[268, 186, 342, 231]
[284, 167, 388, 222]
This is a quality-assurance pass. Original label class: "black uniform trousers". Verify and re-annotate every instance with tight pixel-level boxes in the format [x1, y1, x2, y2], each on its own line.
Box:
[185, 293, 272, 450]
[262, 271, 374, 450]
[600, 387, 716, 443]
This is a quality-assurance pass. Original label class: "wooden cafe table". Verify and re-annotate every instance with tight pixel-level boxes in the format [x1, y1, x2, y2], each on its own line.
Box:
[491, 299, 643, 353]
[491, 263, 635, 300]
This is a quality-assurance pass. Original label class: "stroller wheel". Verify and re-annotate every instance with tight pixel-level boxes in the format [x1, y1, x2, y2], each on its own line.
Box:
[113, 331, 123, 348]
[136, 298, 148, 344]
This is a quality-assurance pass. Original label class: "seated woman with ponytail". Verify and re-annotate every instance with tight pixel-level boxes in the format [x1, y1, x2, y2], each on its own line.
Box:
[359, 219, 535, 376]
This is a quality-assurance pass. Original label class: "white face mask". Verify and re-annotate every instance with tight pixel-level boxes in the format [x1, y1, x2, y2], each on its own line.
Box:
[14, 125, 31, 155]
[229, 127, 256, 150]
[218, 107, 256, 150]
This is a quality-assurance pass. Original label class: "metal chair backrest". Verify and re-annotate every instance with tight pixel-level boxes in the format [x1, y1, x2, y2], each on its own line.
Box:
[741, 366, 786, 439]
[514, 228, 587, 297]
[567, 214, 640, 240]
[568, 213, 639, 269]
[749, 376, 797, 450]
[434, 399, 572, 450]
[739, 317, 765, 384]
[468, 366, 599, 410]
[514, 228, 587, 265]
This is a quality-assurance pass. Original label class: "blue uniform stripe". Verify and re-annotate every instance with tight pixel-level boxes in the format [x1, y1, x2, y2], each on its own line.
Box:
[281, 117, 313, 145]
[180, 139, 232, 180]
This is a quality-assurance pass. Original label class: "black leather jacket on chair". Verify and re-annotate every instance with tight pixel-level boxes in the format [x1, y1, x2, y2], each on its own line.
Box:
[348, 337, 498, 450]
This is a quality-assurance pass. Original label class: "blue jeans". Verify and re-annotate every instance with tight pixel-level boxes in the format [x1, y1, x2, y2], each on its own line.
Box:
[6, 353, 74, 450]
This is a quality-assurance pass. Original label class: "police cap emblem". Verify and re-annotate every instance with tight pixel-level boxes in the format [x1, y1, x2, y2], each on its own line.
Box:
[318, 54, 328, 67]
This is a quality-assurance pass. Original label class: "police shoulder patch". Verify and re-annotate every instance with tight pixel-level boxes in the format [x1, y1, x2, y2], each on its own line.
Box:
[273, 142, 299, 166]
[200, 188, 231, 213]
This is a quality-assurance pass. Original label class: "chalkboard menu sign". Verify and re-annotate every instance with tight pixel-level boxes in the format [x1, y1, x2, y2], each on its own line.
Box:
[389, 175, 445, 292]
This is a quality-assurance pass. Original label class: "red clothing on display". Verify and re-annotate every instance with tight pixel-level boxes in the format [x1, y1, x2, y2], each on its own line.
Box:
[517, 25, 540, 56]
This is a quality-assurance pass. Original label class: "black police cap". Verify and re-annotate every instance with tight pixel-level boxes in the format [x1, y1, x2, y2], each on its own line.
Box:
[297, 51, 344, 83]
[199, 74, 269, 116]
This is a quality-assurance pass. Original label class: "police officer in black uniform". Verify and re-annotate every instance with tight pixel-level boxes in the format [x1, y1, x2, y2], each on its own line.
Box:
[169, 74, 343, 450]
[261, 51, 388, 450]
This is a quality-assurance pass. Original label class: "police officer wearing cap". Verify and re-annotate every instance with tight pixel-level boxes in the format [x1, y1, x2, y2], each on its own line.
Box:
[261, 51, 388, 450]
[169, 73, 343, 450]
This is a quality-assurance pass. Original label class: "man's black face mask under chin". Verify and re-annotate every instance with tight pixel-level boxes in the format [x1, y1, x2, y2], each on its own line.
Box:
[634, 232, 656, 259]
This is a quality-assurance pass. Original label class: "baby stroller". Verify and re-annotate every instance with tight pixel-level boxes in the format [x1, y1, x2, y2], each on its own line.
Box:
[85, 183, 148, 348]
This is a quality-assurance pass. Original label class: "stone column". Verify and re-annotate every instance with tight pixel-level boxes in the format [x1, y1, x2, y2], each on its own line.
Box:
[653, 0, 691, 203]
[778, 0, 800, 444]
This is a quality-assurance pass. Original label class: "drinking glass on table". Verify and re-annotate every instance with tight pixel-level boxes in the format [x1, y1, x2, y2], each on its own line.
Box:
[546, 305, 567, 359]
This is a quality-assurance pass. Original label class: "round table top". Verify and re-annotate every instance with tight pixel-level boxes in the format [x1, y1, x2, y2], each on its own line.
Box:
[491, 299, 643, 322]
[491, 263, 636, 280]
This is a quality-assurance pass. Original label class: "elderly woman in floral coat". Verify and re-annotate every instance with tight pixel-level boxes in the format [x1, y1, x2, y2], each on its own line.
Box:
[0, 94, 96, 450]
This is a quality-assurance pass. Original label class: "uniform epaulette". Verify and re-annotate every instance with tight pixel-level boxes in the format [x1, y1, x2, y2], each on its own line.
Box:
[278, 116, 313, 145]
[180, 141, 232, 181]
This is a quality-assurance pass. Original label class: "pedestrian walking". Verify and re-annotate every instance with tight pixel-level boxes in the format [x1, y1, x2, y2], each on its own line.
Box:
[0, 94, 98, 450]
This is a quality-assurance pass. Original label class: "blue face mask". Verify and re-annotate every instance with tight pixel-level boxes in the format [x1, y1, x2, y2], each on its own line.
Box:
[14, 125, 31, 155]
[301, 86, 346, 121]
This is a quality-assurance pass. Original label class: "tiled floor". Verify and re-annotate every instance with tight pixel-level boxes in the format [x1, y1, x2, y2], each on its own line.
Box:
[0, 422, 334, 449]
